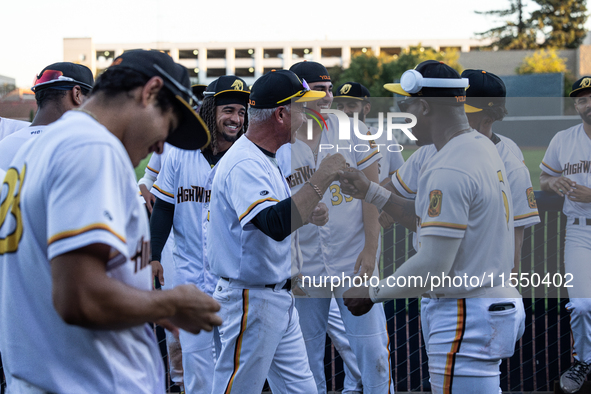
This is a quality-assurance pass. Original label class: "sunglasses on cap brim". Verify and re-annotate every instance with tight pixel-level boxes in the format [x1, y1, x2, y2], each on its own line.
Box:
[153, 64, 199, 108]
[32, 70, 93, 92]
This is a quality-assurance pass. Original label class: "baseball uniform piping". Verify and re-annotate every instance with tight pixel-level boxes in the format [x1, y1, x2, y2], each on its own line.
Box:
[514, 211, 540, 220]
[443, 299, 466, 394]
[146, 165, 159, 174]
[541, 161, 562, 174]
[48, 223, 126, 245]
[357, 149, 379, 166]
[421, 222, 467, 230]
[225, 289, 249, 394]
[152, 184, 173, 198]
[238, 198, 280, 222]
[395, 170, 416, 195]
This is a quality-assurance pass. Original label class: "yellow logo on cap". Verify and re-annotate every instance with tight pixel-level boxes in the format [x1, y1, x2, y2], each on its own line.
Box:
[231, 80, 244, 91]
[582, 78, 591, 88]
[340, 84, 352, 95]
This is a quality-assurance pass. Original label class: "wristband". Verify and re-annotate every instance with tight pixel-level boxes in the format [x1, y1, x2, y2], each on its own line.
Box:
[369, 285, 382, 303]
[305, 181, 323, 199]
[364, 182, 391, 210]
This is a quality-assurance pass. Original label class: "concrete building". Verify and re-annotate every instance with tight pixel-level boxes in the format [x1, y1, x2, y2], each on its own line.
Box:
[63, 37, 487, 85]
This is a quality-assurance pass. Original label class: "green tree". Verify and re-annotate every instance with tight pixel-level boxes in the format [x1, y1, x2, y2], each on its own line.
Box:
[516, 48, 568, 73]
[530, 0, 588, 48]
[475, 0, 538, 49]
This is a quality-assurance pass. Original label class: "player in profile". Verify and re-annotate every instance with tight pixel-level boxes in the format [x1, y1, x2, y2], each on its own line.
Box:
[149, 75, 250, 394]
[0, 49, 221, 393]
[340, 60, 525, 394]
[287, 61, 393, 394]
[0, 62, 94, 170]
[207, 69, 346, 393]
[540, 76, 591, 393]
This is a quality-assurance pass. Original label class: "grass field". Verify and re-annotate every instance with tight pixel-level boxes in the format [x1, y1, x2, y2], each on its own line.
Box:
[135, 146, 547, 190]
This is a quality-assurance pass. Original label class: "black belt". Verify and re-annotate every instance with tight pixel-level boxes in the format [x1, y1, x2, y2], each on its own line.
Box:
[573, 218, 591, 225]
[221, 277, 291, 290]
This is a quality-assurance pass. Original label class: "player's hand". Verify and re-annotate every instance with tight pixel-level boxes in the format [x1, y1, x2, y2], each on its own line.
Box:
[291, 274, 310, 297]
[338, 168, 370, 199]
[567, 183, 591, 203]
[379, 211, 396, 229]
[307, 202, 329, 226]
[317, 153, 347, 182]
[139, 184, 156, 214]
[548, 176, 575, 198]
[154, 318, 180, 338]
[343, 287, 374, 316]
[354, 247, 376, 277]
[168, 284, 222, 334]
[150, 260, 164, 288]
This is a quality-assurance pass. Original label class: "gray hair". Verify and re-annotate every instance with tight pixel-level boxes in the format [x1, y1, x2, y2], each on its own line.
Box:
[248, 104, 291, 125]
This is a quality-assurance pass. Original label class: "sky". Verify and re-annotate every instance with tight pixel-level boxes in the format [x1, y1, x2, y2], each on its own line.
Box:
[1, 0, 589, 87]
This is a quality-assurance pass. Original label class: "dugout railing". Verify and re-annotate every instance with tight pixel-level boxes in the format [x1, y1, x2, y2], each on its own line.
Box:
[0, 192, 576, 393]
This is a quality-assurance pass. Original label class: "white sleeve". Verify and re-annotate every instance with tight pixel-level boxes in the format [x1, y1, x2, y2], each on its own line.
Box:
[151, 150, 177, 204]
[391, 149, 424, 199]
[507, 164, 540, 228]
[353, 120, 381, 170]
[540, 134, 563, 176]
[226, 159, 282, 227]
[46, 145, 133, 260]
[144, 151, 163, 179]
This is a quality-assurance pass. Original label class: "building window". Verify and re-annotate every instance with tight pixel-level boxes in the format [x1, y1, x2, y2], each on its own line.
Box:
[235, 68, 255, 77]
[264, 48, 282, 59]
[179, 50, 199, 59]
[96, 50, 115, 62]
[292, 48, 312, 59]
[321, 48, 341, 58]
[207, 49, 226, 59]
[235, 49, 254, 59]
[207, 68, 225, 77]
[380, 47, 402, 56]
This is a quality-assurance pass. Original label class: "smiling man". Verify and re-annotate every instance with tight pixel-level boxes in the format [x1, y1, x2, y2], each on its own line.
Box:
[148, 75, 249, 394]
[0, 49, 221, 394]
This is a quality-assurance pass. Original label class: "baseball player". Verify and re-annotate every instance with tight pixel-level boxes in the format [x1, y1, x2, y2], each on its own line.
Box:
[0, 118, 30, 141]
[149, 75, 250, 394]
[541, 76, 591, 393]
[385, 69, 540, 269]
[286, 61, 393, 393]
[0, 49, 221, 393]
[340, 60, 525, 394]
[0, 62, 94, 170]
[207, 69, 346, 393]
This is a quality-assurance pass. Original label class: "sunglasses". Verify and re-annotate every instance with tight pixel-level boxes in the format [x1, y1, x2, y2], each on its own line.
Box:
[33, 70, 93, 91]
[276, 79, 312, 104]
[397, 97, 420, 112]
[153, 64, 199, 107]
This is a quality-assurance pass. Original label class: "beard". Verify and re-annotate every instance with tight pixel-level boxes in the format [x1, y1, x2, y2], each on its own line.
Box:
[578, 108, 591, 126]
[220, 129, 240, 143]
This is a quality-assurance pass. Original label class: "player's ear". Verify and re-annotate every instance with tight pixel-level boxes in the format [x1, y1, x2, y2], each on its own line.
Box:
[419, 99, 430, 116]
[141, 76, 165, 106]
[363, 103, 371, 117]
[70, 86, 84, 106]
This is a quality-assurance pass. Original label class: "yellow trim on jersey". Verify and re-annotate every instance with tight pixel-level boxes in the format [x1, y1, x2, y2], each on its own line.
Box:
[48, 223, 126, 246]
[394, 170, 416, 195]
[153, 184, 174, 198]
[356, 149, 379, 167]
[514, 211, 539, 221]
[146, 165, 160, 175]
[443, 299, 466, 394]
[541, 161, 562, 174]
[238, 197, 280, 222]
[421, 222, 467, 230]
[225, 289, 249, 394]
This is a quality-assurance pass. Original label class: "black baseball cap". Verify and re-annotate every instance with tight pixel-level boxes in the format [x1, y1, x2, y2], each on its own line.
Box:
[107, 49, 210, 150]
[334, 82, 370, 101]
[289, 61, 331, 83]
[32, 62, 94, 93]
[191, 84, 207, 101]
[204, 75, 250, 106]
[462, 69, 506, 113]
[249, 69, 325, 109]
[384, 60, 468, 103]
[570, 76, 591, 97]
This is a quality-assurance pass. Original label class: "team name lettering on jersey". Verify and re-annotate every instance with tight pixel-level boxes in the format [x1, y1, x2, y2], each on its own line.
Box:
[563, 160, 591, 175]
[177, 185, 211, 203]
[287, 166, 316, 188]
[132, 236, 150, 273]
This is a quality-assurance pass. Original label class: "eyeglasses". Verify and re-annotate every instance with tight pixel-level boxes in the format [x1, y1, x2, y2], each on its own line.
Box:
[276, 79, 311, 104]
[153, 64, 198, 107]
[397, 97, 420, 112]
[33, 69, 93, 91]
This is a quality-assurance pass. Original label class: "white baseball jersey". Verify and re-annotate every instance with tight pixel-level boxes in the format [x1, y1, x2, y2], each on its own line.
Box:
[0, 125, 48, 170]
[540, 123, 591, 218]
[499, 133, 525, 162]
[0, 111, 163, 393]
[280, 114, 381, 278]
[416, 131, 514, 294]
[394, 134, 539, 229]
[208, 135, 292, 284]
[0, 117, 30, 141]
[367, 125, 405, 183]
[151, 147, 218, 295]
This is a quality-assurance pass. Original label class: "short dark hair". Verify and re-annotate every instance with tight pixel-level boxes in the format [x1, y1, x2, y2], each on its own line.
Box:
[482, 106, 508, 122]
[92, 68, 178, 115]
[35, 86, 91, 109]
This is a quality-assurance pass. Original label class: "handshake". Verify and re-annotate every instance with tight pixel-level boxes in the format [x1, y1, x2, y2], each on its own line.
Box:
[316, 153, 375, 200]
